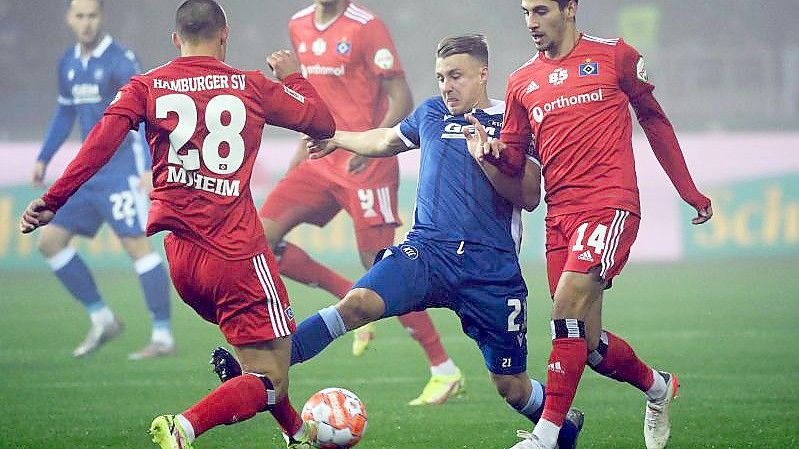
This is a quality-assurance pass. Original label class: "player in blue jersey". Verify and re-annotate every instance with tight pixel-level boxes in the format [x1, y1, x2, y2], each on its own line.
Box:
[294, 34, 583, 447]
[31, 0, 174, 359]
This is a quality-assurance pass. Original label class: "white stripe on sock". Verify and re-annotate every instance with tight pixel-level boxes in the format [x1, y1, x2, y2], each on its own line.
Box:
[134, 253, 162, 274]
[47, 247, 77, 271]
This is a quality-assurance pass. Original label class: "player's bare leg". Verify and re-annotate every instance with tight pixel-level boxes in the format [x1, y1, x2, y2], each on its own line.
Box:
[151, 337, 314, 448]
[37, 224, 122, 357]
[119, 236, 175, 360]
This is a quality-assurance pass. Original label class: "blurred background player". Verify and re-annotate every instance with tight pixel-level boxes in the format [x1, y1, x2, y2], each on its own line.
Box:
[32, 0, 174, 359]
[489, 1, 714, 448]
[258, 0, 464, 405]
[294, 34, 584, 448]
[20, 0, 336, 447]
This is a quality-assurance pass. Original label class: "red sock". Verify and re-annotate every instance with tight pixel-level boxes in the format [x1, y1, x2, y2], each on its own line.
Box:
[270, 395, 304, 437]
[397, 311, 449, 366]
[278, 242, 352, 299]
[541, 337, 587, 426]
[588, 330, 655, 392]
[182, 373, 268, 437]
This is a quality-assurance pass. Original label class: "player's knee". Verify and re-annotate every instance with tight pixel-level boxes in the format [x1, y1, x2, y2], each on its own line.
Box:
[36, 232, 65, 257]
[552, 273, 603, 318]
[336, 288, 385, 330]
[490, 373, 528, 408]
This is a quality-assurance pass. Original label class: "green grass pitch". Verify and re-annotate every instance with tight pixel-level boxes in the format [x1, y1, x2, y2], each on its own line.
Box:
[1, 259, 797, 448]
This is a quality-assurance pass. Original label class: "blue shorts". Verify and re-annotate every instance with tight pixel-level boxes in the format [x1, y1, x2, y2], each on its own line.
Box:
[52, 174, 148, 238]
[354, 237, 529, 375]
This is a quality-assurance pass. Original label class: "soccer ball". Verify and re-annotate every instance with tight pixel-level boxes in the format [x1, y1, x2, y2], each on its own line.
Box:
[301, 387, 368, 449]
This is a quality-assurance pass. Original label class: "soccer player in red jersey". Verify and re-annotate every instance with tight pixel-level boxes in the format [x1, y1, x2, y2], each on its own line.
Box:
[469, 1, 713, 448]
[20, 1, 334, 448]
[259, 0, 465, 404]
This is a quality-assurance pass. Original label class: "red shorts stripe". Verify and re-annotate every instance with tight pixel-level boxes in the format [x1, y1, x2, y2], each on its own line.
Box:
[164, 233, 295, 346]
[545, 208, 640, 296]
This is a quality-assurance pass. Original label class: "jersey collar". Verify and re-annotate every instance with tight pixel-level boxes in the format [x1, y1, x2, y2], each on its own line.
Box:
[471, 99, 504, 115]
[73, 34, 113, 60]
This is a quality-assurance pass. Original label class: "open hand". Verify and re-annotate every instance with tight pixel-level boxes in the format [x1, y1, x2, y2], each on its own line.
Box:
[305, 135, 337, 160]
[19, 198, 55, 234]
[463, 113, 504, 162]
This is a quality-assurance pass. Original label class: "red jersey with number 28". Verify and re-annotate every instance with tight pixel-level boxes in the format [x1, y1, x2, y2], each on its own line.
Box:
[289, 2, 404, 183]
[502, 34, 709, 219]
[42, 56, 335, 260]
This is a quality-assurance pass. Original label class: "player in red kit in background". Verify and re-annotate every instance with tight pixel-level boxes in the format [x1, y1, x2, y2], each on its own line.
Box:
[468, 1, 713, 449]
[20, 1, 334, 448]
[257, 0, 465, 405]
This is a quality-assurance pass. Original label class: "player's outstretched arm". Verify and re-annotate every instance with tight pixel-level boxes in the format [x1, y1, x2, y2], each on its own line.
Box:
[307, 128, 409, 160]
[464, 114, 541, 211]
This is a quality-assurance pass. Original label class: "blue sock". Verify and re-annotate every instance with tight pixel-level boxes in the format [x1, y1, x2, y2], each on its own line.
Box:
[515, 378, 546, 423]
[135, 254, 171, 325]
[515, 379, 580, 448]
[48, 248, 104, 311]
[291, 306, 347, 365]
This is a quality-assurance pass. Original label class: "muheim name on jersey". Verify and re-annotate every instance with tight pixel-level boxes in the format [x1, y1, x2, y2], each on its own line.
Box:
[441, 122, 499, 139]
[531, 88, 604, 123]
[167, 165, 240, 197]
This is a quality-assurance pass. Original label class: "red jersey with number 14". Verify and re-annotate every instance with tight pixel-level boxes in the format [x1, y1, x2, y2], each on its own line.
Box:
[43, 56, 334, 260]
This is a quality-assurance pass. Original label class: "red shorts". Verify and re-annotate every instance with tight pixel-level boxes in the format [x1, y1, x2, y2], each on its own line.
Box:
[163, 233, 296, 346]
[544, 209, 640, 296]
[260, 161, 400, 252]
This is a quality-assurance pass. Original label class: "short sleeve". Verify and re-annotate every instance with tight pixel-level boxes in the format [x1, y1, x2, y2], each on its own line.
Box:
[616, 40, 655, 100]
[360, 18, 404, 79]
[104, 76, 148, 130]
[394, 102, 423, 149]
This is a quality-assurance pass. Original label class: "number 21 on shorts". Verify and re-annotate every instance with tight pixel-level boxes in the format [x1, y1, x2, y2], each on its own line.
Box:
[571, 222, 607, 255]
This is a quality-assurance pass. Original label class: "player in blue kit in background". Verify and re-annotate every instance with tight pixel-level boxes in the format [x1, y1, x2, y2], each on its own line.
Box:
[296, 34, 583, 447]
[31, 0, 174, 359]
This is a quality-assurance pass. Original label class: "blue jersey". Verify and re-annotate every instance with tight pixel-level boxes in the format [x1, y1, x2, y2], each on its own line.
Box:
[38, 35, 149, 186]
[395, 97, 523, 253]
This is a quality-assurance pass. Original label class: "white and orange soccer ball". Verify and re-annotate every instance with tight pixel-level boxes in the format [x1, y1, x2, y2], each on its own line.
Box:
[301, 387, 368, 449]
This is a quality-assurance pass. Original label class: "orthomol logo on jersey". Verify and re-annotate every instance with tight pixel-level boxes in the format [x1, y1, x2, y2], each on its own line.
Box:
[531, 88, 604, 123]
[300, 64, 346, 78]
[441, 122, 499, 139]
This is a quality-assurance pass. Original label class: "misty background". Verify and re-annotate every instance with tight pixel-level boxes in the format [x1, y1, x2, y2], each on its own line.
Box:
[2, 0, 798, 140]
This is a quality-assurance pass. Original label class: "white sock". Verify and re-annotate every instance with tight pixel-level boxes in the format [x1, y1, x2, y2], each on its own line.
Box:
[532, 418, 560, 449]
[430, 359, 459, 377]
[176, 414, 196, 442]
[646, 369, 668, 401]
[152, 328, 174, 346]
[90, 307, 114, 327]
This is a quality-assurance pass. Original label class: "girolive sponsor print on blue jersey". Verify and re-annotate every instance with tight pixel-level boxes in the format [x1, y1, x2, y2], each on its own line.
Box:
[38, 35, 149, 187]
[395, 96, 530, 253]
